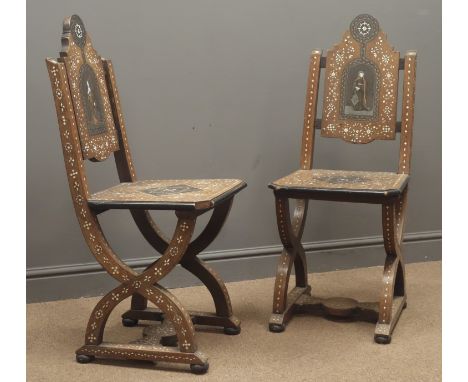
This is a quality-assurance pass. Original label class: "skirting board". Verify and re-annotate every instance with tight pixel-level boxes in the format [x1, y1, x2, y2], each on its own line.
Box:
[26, 230, 441, 302]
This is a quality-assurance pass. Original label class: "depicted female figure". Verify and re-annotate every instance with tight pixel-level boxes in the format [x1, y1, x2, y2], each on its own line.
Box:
[350, 71, 369, 111]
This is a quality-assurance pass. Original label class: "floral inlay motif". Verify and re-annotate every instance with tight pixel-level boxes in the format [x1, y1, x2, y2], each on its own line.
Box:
[89, 179, 244, 206]
[321, 14, 399, 143]
[350, 14, 379, 43]
[62, 15, 119, 160]
[272, 169, 408, 192]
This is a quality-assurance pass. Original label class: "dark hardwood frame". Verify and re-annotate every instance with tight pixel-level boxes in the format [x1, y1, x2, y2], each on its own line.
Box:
[268, 27, 416, 344]
[46, 15, 246, 374]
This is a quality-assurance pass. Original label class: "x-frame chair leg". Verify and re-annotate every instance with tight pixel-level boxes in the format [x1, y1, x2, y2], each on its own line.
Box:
[122, 198, 241, 336]
[269, 191, 409, 344]
[269, 197, 311, 332]
[75, 211, 212, 372]
[374, 188, 408, 344]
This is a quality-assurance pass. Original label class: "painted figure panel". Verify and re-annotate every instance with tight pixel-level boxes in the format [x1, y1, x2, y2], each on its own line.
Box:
[321, 14, 399, 143]
[342, 60, 378, 118]
[79, 64, 106, 135]
[60, 15, 119, 160]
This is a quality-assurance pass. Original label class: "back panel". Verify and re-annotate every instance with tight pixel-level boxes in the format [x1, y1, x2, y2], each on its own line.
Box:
[60, 15, 119, 161]
[321, 14, 400, 143]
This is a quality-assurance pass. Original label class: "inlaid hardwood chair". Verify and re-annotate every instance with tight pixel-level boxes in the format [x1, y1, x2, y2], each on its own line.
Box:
[268, 14, 416, 344]
[46, 15, 246, 373]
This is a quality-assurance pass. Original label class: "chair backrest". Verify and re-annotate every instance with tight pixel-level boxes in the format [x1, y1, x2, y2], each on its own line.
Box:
[47, 15, 137, 193]
[56, 15, 120, 162]
[45, 15, 159, 272]
[299, 14, 416, 174]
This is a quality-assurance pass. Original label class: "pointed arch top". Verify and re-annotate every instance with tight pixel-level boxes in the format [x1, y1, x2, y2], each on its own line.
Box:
[60, 15, 119, 161]
[321, 14, 400, 143]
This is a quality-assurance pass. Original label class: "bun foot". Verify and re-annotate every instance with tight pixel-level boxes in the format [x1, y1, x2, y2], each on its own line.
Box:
[224, 326, 241, 335]
[122, 317, 138, 327]
[76, 354, 95, 364]
[374, 334, 392, 344]
[190, 362, 209, 374]
[269, 323, 285, 333]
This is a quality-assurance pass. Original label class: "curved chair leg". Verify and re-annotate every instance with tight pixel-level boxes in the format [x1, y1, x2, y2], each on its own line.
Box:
[267, 191, 409, 343]
[122, 210, 171, 326]
[292, 199, 309, 288]
[394, 259, 406, 298]
[76, 280, 208, 366]
[76, 213, 210, 370]
[294, 247, 309, 288]
[183, 259, 232, 318]
[374, 194, 408, 344]
[181, 257, 240, 334]
[269, 196, 310, 332]
[394, 189, 408, 299]
[182, 198, 240, 333]
[122, 199, 241, 335]
[270, 249, 307, 332]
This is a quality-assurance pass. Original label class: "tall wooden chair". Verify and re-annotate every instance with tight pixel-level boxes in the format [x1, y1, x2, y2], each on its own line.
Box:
[46, 15, 246, 373]
[268, 14, 416, 344]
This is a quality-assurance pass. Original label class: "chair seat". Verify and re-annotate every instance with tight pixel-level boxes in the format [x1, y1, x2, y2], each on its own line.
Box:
[269, 169, 408, 203]
[88, 179, 246, 211]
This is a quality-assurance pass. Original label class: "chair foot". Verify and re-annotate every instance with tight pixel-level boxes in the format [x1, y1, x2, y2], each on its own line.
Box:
[122, 317, 138, 327]
[374, 334, 392, 345]
[403, 301, 407, 309]
[223, 326, 241, 335]
[76, 354, 95, 364]
[190, 362, 209, 374]
[269, 323, 285, 333]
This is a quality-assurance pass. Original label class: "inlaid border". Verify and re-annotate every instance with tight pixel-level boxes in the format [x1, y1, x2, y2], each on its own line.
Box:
[61, 15, 119, 161]
[321, 14, 400, 143]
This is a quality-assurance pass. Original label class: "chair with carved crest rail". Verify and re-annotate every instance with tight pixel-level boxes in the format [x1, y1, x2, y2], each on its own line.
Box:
[268, 14, 416, 344]
[46, 15, 246, 374]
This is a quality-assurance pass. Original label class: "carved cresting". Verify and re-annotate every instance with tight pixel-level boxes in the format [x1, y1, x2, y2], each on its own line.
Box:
[60, 15, 119, 161]
[321, 14, 400, 143]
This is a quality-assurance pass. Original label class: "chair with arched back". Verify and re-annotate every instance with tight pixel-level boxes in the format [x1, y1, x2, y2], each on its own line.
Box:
[46, 15, 246, 373]
[268, 14, 416, 344]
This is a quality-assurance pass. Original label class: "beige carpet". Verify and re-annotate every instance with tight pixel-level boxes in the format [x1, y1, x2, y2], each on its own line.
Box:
[27, 261, 441, 381]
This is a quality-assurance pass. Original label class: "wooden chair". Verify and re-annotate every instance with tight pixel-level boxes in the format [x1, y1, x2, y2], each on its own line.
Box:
[268, 14, 416, 344]
[46, 15, 246, 374]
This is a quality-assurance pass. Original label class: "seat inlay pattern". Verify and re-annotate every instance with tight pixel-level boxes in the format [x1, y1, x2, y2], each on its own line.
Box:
[89, 179, 244, 205]
[271, 169, 408, 192]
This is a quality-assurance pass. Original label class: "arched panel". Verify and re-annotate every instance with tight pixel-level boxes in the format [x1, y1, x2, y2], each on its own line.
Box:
[60, 15, 119, 161]
[321, 14, 400, 143]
